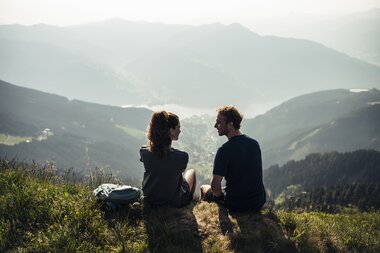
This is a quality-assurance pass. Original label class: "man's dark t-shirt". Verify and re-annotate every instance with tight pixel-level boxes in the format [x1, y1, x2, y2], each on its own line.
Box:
[213, 134, 266, 212]
[140, 146, 188, 207]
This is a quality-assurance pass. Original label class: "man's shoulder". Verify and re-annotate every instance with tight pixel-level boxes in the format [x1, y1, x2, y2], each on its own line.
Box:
[234, 134, 259, 145]
[224, 135, 260, 151]
[217, 141, 230, 153]
[224, 134, 258, 144]
[243, 134, 259, 145]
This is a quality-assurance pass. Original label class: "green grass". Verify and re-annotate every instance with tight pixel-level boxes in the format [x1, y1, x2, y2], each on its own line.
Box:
[1, 158, 379, 252]
[0, 159, 147, 252]
[115, 125, 145, 140]
[0, 134, 33, 146]
[277, 211, 380, 253]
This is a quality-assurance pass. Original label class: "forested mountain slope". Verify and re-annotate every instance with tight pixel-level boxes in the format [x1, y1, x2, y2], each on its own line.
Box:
[244, 89, 380, 168]
[0, 80, 151, 180]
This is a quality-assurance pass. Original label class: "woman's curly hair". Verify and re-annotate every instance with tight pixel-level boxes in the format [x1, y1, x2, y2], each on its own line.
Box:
[147, 111, 179, 158]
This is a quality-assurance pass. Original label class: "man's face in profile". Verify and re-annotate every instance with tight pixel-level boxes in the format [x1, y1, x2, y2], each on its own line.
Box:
[214, 114, 228, 136]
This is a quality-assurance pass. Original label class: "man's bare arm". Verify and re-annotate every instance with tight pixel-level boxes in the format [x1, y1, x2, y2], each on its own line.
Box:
[211, 175, 223, 197]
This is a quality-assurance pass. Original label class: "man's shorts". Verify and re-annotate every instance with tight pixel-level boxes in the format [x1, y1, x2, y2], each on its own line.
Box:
[204, 187, 265, 212]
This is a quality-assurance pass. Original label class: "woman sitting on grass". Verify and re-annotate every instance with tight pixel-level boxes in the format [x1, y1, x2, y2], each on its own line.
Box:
[140, 111, 196, 207]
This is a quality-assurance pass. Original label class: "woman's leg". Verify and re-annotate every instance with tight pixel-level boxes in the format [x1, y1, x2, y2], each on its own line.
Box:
[183, 169, 196, 198]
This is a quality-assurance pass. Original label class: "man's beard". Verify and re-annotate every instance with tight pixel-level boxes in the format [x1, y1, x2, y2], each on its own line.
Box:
[218, 129, 228, 136]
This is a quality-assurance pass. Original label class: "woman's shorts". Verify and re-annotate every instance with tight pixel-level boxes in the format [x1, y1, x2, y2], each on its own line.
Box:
[177, 181, 192, 207]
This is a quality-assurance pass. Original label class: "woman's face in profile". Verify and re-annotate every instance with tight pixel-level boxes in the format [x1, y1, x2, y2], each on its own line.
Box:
[169, 123, 181, 141]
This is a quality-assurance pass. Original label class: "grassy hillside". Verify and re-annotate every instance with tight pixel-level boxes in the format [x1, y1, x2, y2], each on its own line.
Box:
[1, 159, 379, 252]
[0, 80, 152, 180]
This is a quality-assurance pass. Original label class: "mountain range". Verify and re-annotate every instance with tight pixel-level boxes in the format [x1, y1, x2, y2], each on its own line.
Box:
[178, 88, 380, 171]
[1, 79, 380, 181]
[0, 80, 151, 180]
[244, 88, 380, 168]
[1, 18, 380, 109]
[281, 8, 380, 66]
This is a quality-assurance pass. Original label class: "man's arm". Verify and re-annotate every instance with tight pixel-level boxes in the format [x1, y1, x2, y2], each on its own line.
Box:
[211, 174, 223, 197]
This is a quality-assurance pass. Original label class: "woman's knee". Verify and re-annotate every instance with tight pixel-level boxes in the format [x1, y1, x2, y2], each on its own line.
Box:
[185, 169, 195, 177]
[184, 169, 196, 182]
[200, 184, 210, 191]
[184, 169, 195, 183]
[200, 184, 211, 198]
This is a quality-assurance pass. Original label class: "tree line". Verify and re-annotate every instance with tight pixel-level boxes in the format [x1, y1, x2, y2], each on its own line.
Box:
[264, 150, 380, 212]
[277, 183, 380, 212]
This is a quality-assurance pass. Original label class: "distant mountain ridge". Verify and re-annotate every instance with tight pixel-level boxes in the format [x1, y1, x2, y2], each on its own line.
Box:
[0, 80, 152, 180]
[1, 19, 379, 108]
[283, 8, 380, 66]
[244, 88, 380, 168]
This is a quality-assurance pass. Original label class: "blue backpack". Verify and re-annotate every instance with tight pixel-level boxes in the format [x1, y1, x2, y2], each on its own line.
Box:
[93, 183, 141, 212]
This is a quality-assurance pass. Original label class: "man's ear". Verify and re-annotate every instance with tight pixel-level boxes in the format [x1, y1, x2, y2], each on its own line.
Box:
[227, 121, 234, 129]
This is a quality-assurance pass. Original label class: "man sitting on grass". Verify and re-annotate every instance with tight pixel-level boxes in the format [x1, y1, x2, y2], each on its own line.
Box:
[200, 105, 266, 212]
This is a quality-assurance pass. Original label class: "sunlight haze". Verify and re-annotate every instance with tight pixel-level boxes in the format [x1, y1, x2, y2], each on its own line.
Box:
[1, 0, 379, 118]
[1, 0, 379, 28]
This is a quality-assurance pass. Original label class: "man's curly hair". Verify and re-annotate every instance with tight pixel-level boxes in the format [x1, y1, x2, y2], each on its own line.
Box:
[217, 105, 243, 129]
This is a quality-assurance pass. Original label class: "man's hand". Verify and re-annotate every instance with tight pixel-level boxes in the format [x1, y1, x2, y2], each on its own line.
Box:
[203, 187, 225, 204]
[211, 174, 223, 197]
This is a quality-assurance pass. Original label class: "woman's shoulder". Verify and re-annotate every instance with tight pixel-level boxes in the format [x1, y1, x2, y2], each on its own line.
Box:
[170, 147, 187, 154]
[139, 145, 152, 160]
[170, 148, 189, 160]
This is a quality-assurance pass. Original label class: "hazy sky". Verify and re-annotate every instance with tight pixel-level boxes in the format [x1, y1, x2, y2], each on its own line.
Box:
[1, 0, 380, 27]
